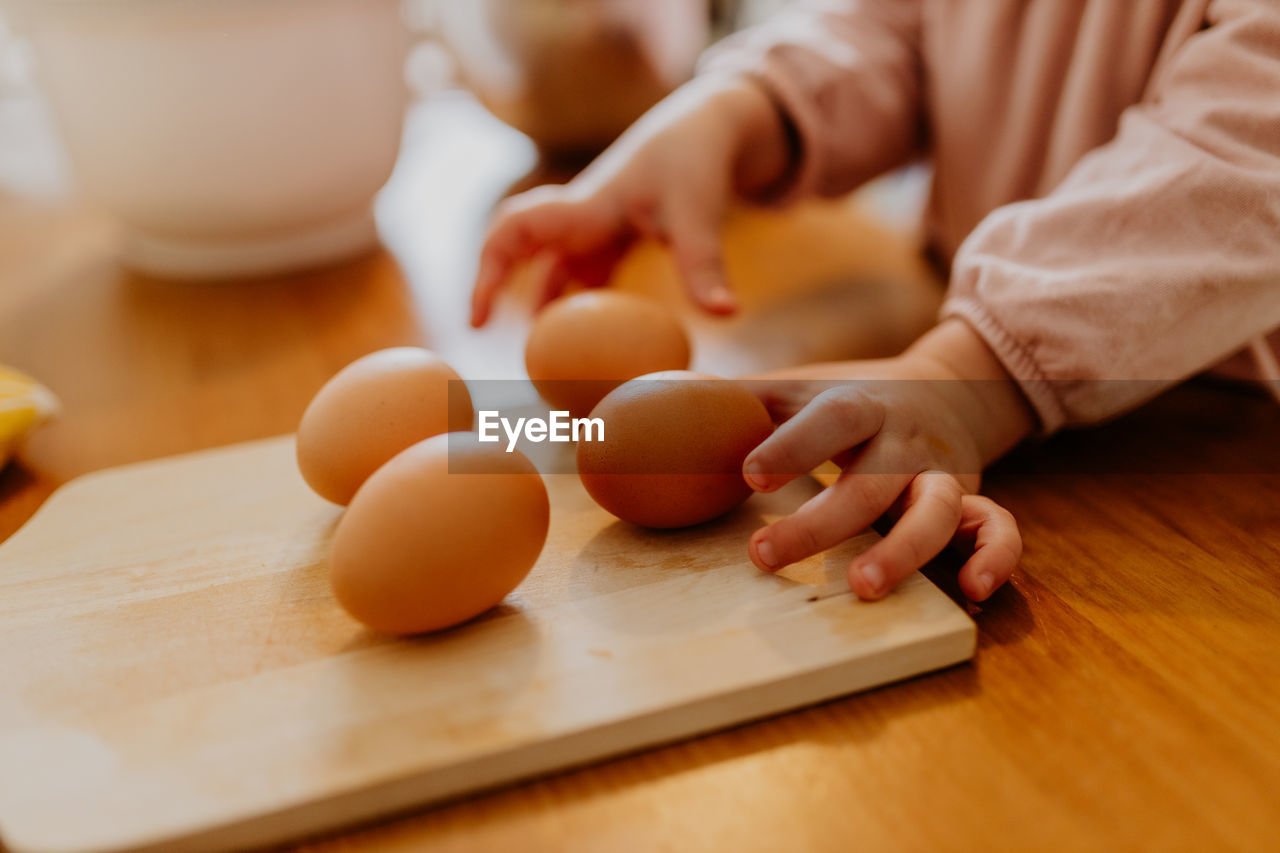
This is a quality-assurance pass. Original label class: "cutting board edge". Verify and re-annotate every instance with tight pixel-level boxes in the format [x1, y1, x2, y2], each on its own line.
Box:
[11, 619, 973, 853]
[0, 434, 301, 558]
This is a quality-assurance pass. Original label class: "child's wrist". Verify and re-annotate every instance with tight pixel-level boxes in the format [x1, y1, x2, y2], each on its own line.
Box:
[694, 73, 796, 199]
[903, 319, 1036, 465]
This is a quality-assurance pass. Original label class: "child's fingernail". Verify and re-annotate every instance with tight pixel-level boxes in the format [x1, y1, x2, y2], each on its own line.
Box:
[754, 537, 778, 571]
[708, 285, 736, 309]
[743, 460, 767, 491]
[860, 563, 885, 594]
[977, 571, 995, 597]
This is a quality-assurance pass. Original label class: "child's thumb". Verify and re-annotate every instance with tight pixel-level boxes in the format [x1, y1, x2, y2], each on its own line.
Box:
[667, 208, 736, 315]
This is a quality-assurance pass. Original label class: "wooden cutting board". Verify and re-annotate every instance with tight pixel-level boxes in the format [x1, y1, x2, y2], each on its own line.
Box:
[0, 436, 974, 853]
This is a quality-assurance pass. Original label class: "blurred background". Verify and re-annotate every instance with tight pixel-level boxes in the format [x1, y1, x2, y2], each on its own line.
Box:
[0, 0, 927, 272]
[0, 0, 937, 483]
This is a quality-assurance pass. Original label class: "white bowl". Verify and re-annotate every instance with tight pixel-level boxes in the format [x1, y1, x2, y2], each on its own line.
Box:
[5, 0, 409, 279]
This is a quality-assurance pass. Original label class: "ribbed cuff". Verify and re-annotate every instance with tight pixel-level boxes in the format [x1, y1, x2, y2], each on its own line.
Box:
[941, 296, 1068, 435]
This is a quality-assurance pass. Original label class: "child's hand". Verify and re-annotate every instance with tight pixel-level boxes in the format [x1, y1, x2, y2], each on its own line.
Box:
[471, 75, 792, 326]
[742, 320, 1035, 602]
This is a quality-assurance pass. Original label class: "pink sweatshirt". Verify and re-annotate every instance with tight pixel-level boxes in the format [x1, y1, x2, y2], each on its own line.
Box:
[703, 0, 1280, 432]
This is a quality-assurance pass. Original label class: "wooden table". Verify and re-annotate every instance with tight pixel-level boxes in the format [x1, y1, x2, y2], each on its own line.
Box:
[3, 90, 1279, 852]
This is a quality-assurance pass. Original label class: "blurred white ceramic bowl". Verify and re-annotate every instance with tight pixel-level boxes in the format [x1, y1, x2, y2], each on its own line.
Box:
[4, 0, 409, 279]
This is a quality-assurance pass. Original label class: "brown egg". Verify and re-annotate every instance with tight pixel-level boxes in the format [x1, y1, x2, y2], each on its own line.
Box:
[297, 348, 473, 505]
[525, 290, 691, 419]
[577, 371, 773, 529]
[330, 432, 549, 635]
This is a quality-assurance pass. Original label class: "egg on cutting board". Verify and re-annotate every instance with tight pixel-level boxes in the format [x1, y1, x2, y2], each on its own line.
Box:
[525, 290, 691, 418]
[577, 371, 774, 529]
[330, 432, 550, 635]
[297, 348, 473, 505]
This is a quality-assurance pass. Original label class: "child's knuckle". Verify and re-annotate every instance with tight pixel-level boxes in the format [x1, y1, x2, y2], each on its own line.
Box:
[780, 519, 822, 558]
[814, 387, 868, 434]
[926, 475, 964, 517]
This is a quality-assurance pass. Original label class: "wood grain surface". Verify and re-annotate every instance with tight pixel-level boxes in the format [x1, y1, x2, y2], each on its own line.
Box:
[2, 90, 1279, 852]
[0, 437, 972, 853]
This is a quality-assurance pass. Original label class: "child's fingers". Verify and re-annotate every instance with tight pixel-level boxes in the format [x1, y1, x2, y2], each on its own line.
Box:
[663, 202, 737, 315]
[748, 471, 907, 574]
[470, 190, 622, 326]
[565, 235, 635, 290]
[471, 241, 520, 327]
[533, 252, 574, 312]
[471, 199, 555, 326]
[846, 471, 965, 600]
[742, 386, 885, 492]
[953, 495, 1021, 601]
[741, 376, 843, 424]
[535, 234, 641, 311]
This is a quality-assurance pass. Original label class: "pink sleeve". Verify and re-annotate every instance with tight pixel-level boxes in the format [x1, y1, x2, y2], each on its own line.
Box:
[699, 0, 925, 200]
[942, 0, 1280, 433]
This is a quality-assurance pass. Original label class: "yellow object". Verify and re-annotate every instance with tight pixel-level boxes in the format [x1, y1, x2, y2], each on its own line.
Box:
[0, 365, 58, 469]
